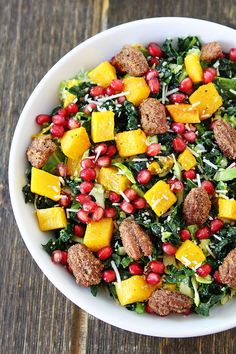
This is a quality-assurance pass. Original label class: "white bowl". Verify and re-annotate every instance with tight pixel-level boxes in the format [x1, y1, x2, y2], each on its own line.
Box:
[9, 17, 236, 337]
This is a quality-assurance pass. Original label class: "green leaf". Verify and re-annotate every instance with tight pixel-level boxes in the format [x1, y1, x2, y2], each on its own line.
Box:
[214, 167, 236, 181]
[135, 302, 145, 314]
[195, 294, 223, 316]
[42, 149, 66, 173]
[22, 184, 35, 203]
[89, 183, 105, 208]
[215, 77, 236, 99]
[112, 162, 136, 183]
[90, 284, 101, 296]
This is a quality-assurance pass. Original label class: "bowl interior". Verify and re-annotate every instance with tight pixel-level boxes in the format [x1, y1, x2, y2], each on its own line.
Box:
[9, 17, 236, 337]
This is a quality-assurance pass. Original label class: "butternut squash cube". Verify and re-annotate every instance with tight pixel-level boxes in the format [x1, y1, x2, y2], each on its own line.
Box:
[147, 161, 162, 175]
[175, 240, 206, 269]
[36, 207, 67, 231]
[88, 61, 117, 87]
[91, 111, 115, 143]
[31, 167, 61, 201]
[189, 83, 223, 119]
[144, 180, 177, 217]
[218, 198, 236, 220]
[115, 275, 160, 306]
[166, 104, 200, 123]
[61, 127, 91, 159]
[83, 218, 114, 252]
[67, 157, 81, 176]
[123, 77, 150, 106]
[116, 129, 147, 157]
[98, 167, 131, 193]
[178, 148, 197, 171]
[184, 51, 203, 83]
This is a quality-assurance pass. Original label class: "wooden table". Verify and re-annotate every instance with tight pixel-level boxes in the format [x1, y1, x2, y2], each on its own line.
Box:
[1, 0, 236, 352]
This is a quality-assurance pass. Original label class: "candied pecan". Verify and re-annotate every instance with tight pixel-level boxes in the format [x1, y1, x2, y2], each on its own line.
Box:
[139, 98, 168, 135]
[119, 218, 152, 260]
[219, 248, 236, 288]
[68, 244, 103, 287]
[213, 119, 236, 160]
[27, 135, 57, 168]
[200, 42, 222, 61]
[115, 45, 148, 76]
[183, 187, 211, 225]
[148, 289, 193, 316]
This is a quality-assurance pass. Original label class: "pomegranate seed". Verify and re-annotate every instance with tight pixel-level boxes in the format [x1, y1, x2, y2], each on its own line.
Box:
[147, 143, 161, 156]
[57, 108, 67, 117]
[96, 156, 111, 167]
[124, 188, 138, 201]
[203, 68, 217, 84]
[147, 42, 163, 57]
[67, 118, 81, 130]
[77, 209, 91, 223]
[170, 180, 184, 193]
[97, 246, 113, 260]
[179, 77, 193, 93]
[195, 227, 211, 240]
[167, 177, 178, 186]
[110, 79, 124, 92]
[51, 250, 63, 264]
[197, 263, 212, 277]
[201, 180, 215, 195]
[50, 124, 64, 137]
[59, 193, 71, 208]
[110, 56, 125, 74]
[182, 309, 192, 315]
[106, 86, 116, 96]
[145, 69, 159, 81]
[148, 57, 159, 66]
[106, 145, 117, 157]
[102, 269, 116, 283]
[84, 102, 97, 115]
[92, 206, 105, 221]
[80, 168, 96, 181]
[94, 143, 108, 156]
[66, 264, 73, 274]
[162, 242, 177, 256]
[80, 158, 95, 169]
[66, 102, 78, 114]
[172, 137, 186, 152]
[60, 251, 68, 265]
[183, 169, 196, 180]
[170, 122, 185, 134]
[137, 169, 152, 185]
[213, 270, 222, 284]
[74, 224, 85, 237]
[132, 197, 147, 209]
[229, 48, 236, 61]
[148, 260, 165, 274]
[90, 86, 105, 97]
[82, 200, 97, 213]
[35, 114, 51, 125]
[52, 114, 67, 126]
[179, 229, 191, 241]
[210, 120, 218, 129]
[183, 131, 197, 143]
[120, 200, 135, 214]
[56, 163, 67, 177]
[145, 303, 154, 314]
[146, 272, 161, 285]
[80, 181, 94, 194]
[105, 207, 117, 218]
[170, 93, 186, 104]
[210, 218, 224, 233]
[148, 78, 160, 93]
[109, 191, 121, 203]
[117, 96, 126, 104]
[76, 194, 92, 204]
[129, 262, 144, 275]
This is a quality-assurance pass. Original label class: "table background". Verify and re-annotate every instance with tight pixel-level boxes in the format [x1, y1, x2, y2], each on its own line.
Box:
[1, 0, 236, 353]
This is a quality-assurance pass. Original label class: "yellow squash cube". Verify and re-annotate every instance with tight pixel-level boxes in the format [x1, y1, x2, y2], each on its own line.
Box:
[91, 111, 115, 143]
[166, 104, 200, 123]
[148, 161, 162, 175]
[31, 167, 61, 201]
[63, 79, 80, 108]
[189, 83, 223, 119]
[61, 127, 91, 159]
[144, 180, 177, 217]
[88, 61, 117, 87]
[123, 77, 150, 106]
[98, 167, 131, 194]
[178, 148, 197, 171]
[218, 198, 236, 220]
[67, 157, 81, 176]
[175, 240, 206, 269]
[115, 275, 160, 306]
[116, 129, 147, 157]
[83, 218, 114, 252]
[36, 207, 67, 231]
[184, 52, 203, 83]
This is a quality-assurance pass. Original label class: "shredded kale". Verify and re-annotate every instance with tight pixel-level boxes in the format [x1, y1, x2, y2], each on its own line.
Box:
[68, 82, 93, 99]
[115, 101, 139, 132]
[64, 177, 81, 194]
[195, 294, 224, 316]
[157, 132, 175, 156]
[217, 57, 236, 78]
[35, 196, 56, 209]
[90, 283, 102, 297]
[165, 265, 194, 284]
[178, 36, 201, 53]
[213, 226, 236, 262]
[42, 224, 74, 255]
[22, 184, 35, 203]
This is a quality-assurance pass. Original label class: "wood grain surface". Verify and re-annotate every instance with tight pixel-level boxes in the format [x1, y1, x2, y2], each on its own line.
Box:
[1, 0, 236, 353]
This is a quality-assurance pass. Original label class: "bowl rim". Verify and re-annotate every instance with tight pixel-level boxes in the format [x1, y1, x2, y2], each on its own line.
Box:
[9, 16, 236, 337]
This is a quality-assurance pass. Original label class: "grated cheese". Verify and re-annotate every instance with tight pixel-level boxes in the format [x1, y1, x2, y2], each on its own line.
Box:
[187, 147, 199, 157]
[165, 88, 179, 96]
[161, 83, 167, 104]
[206, 244, 216, 259]
[229, 89, 236, 95]
[213, 234, 222, 241]
[111, 260, 121, 285]
[191, 101, 200, 107]
[97, 91, 129, 103]
[119, 190, 130, 203]
[132, 158, 148, 162]
[215, 190, 228, 194]
[196, 174, 201, 187]
[203, 158, 218, 170]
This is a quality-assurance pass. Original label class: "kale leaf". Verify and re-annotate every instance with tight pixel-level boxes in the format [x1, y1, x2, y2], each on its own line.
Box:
[42, 224, 74, 254]
[195, 294, 223, 316]
[22, 184, 35, 203]
[178, 36, 201, 53]
[115, 101, 139, 132]
[213, 226, 236, 262]
[165, 265, 194, 283]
